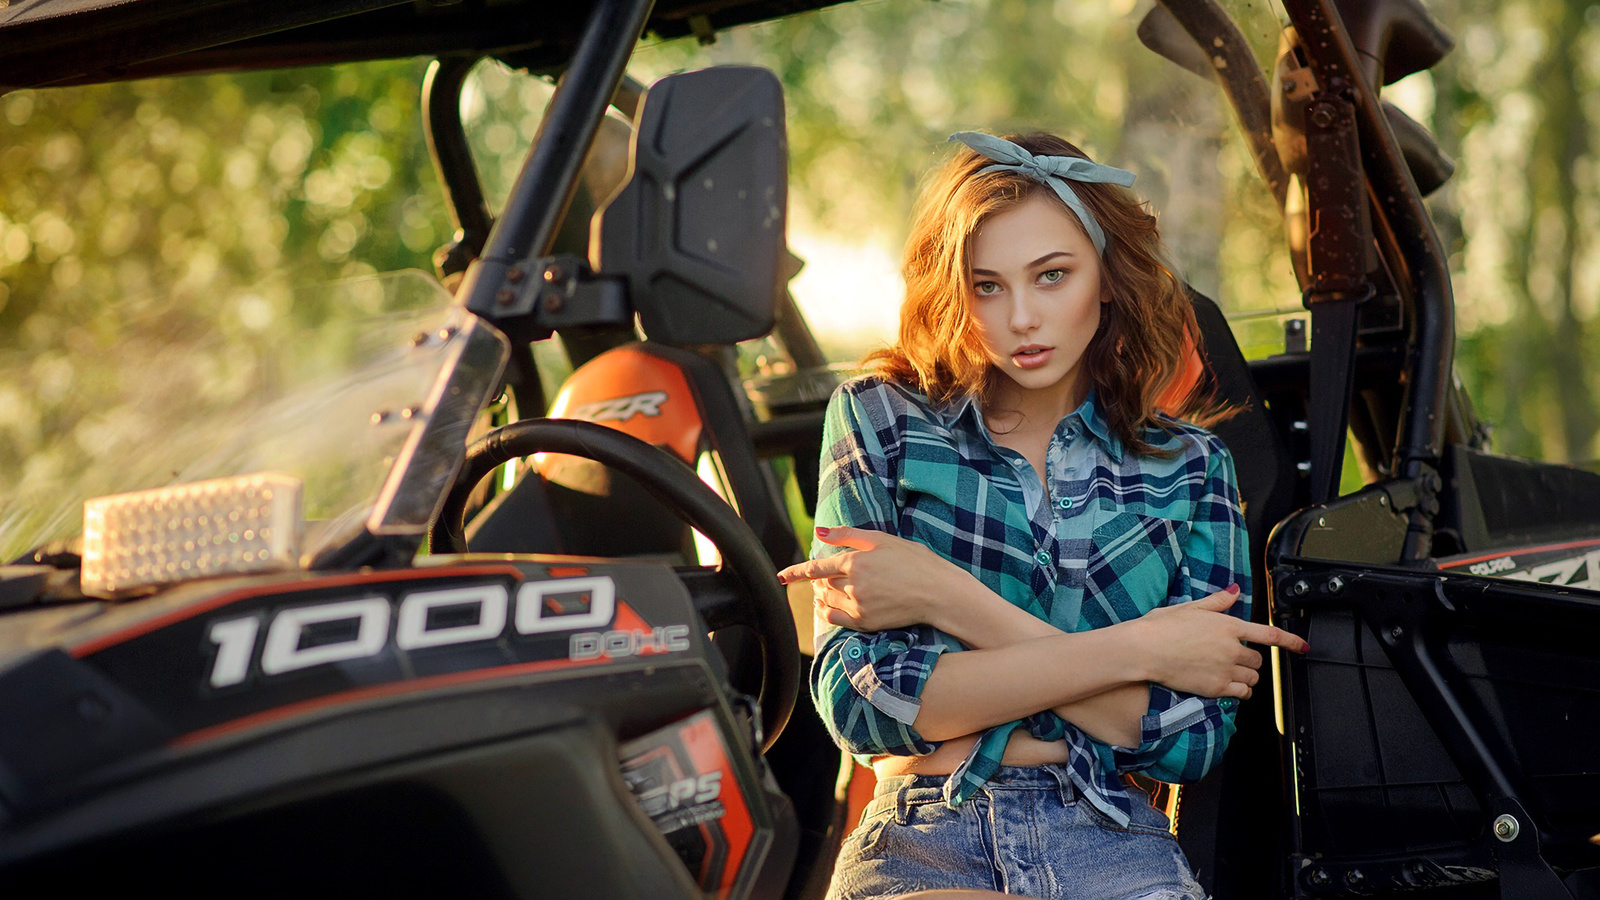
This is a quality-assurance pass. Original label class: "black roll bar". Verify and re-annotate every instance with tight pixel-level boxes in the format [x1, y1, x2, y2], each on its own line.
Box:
[1277, 0, 1454, 560]
[481, 0, 655, 264]
[422, 56, 494, 279]
[456, 0, 655, 336]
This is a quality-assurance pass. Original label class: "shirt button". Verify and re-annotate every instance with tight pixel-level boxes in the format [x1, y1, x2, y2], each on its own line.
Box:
[1035, 549, 1053, 566]
[846, 644, 864, 660]
[1057, 496, 1073, 510]
[1219, 698, 1238, 711]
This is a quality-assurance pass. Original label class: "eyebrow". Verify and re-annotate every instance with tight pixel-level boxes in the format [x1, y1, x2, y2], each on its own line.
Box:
[971, 251, 1076, 276]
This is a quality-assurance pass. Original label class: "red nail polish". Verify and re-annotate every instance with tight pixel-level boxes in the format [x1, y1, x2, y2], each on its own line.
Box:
[815, 526, 830, 538]
[1225, 583, 1240, 595]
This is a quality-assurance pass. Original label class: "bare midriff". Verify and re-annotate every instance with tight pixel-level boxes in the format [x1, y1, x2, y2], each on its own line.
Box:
[872, 729, 1070, 779]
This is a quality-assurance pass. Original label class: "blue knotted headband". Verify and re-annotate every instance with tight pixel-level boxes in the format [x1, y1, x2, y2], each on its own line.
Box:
[948, 132, 1136, 256]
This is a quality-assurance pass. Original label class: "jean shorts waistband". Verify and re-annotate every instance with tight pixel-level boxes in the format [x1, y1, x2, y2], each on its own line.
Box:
[869, 763, 1078, 814]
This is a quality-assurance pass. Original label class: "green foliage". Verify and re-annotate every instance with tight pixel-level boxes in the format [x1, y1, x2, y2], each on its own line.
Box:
[0, 61, 451, 556]
[1423, 0, 1600, 462]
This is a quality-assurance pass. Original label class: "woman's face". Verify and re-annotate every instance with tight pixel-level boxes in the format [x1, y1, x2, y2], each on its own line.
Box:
[967, 193, 1106, 417]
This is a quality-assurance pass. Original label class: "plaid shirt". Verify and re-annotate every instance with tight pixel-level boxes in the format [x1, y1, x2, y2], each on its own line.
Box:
[809, 376, 1250, 826]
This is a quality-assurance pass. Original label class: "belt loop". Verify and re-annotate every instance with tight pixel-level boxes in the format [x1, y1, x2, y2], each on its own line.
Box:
[1049, 764, 1072, 807]
[894, 778, 911, 825]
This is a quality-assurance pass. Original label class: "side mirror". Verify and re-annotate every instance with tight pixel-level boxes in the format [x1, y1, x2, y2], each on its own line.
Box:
[592, 66, 787, 345]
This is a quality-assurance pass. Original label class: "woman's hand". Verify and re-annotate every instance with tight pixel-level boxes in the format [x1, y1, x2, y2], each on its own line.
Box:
[776, 526, 967, 633]
[1123, 587, 1308, 699]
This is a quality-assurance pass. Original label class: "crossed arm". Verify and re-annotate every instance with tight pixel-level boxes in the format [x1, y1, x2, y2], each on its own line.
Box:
[780, 525, 1303, 749]
[794, 384, 1308, 775]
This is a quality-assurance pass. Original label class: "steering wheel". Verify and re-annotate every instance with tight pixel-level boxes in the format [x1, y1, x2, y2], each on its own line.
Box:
[430, 417, 799, 750]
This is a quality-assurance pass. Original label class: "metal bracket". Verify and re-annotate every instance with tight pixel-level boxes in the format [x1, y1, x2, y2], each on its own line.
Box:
[1490, 798, 1577, 899]
[1302, 86, 1375, 506]
[1377, 467, 1442, 517]
[464, 254, 631, 345]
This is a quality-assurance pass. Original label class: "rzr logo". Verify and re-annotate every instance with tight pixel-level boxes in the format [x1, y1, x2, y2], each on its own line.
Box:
[569, 391, 668, 423]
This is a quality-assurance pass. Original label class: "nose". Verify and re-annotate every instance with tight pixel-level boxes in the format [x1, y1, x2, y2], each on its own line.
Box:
[1008, 291, 1041, 334]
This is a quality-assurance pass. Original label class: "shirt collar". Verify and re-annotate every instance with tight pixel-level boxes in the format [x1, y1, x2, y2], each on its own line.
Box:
[942, 388, 1125, 462]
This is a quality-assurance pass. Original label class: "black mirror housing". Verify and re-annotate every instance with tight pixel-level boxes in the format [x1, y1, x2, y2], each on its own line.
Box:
[593, 66, 788, 345]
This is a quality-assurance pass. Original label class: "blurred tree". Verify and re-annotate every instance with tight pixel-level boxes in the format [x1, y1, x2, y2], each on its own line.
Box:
[0, 61, 451, 555]
[1431, 0, 1599, 463]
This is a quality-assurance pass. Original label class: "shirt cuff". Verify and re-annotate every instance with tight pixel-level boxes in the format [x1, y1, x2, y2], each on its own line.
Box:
[837, 632, 947, 726]
[1107, 685, 1214, 755]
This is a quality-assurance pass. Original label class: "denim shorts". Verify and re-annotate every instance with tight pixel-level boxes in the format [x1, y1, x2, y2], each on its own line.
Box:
[826, 764, 1207, 900]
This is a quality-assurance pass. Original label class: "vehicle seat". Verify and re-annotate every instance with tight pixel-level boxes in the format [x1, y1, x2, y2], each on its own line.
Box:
[465, 341, 802, 571]
[1170, 289, 1297, 899]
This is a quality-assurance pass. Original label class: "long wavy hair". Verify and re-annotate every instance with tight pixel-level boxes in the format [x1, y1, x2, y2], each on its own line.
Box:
[867, 132, 1214, 456]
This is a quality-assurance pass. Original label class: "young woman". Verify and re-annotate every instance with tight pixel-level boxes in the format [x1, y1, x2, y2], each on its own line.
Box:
[776, 132, 1309, 900]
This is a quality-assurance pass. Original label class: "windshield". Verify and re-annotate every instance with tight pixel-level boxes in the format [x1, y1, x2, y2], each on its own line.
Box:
[0, 271, 506, 565]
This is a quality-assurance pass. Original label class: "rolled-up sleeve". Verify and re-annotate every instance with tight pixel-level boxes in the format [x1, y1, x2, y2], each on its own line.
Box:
[806, 382, 947, 758]
[812, 625, 947, 756]
[1101, 442, 1251, 783]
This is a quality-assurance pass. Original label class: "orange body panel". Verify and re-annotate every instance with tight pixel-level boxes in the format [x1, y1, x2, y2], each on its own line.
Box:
[547, 345, 705, 465]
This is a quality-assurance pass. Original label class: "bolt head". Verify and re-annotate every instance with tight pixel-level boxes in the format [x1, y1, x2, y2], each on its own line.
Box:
[1327, 575, 1345, 594]
[1390, 625, 1404, 639]
[1494, 814, 1520, 842]
[495, 288, 515, 305]
[545, 294, 566, 313]
[505, 267, 524, 283]
[1290, 579, 1310, 597]
[1311, 105, 1336, 128]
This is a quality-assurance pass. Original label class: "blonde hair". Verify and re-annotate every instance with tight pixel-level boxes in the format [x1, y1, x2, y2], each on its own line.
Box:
[868, 132, 1214, 456]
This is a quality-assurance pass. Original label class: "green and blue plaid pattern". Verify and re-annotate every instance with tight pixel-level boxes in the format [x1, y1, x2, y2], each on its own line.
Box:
[809, 376, 1250, 826]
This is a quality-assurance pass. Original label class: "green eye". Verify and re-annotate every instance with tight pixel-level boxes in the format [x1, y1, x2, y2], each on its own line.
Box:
[974, 281, 1000, 296]
[1040, 269, 1066, 284]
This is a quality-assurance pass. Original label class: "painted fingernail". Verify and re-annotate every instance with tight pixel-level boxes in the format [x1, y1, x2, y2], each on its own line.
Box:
[1225, 583, 1241, 595]
[815, 526, 831, 538]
